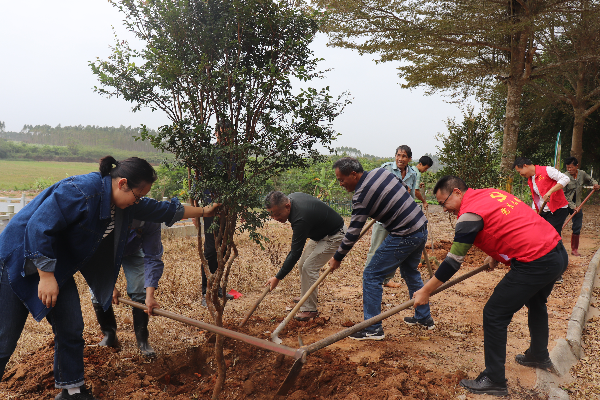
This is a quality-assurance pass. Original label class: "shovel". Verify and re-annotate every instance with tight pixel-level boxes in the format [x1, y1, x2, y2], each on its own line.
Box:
[562, 188, 597, 229]
[117, 297, 304, 360]
[276, 262, 491, 395]
[271, 218, 376, 344]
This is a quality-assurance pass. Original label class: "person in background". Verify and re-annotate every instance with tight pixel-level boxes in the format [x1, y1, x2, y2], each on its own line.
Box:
[264, 191, 346, 321]
[0, 156, 219, 400]
[91, 220, 164, 357]
[514, 157, 570, 283]
[330, 157, 432, 340]
[414, 155, 434, 209]
[563, 157, 599, 256]
[414, 176, 566, 396]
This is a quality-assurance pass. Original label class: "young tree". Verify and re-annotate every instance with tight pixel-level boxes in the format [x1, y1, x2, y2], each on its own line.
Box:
[314, 0, 584, 173]
[436, 108, 502, 189]
[91, 1, 347, 397]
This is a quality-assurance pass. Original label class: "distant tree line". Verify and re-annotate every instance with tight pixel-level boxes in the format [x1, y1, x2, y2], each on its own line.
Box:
[0, 124, 160, 153]
[0, 138, 168, 164]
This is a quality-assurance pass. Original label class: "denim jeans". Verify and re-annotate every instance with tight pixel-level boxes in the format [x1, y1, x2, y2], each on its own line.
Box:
[0, 262, 85, 388]
[363, 226, 429, 331]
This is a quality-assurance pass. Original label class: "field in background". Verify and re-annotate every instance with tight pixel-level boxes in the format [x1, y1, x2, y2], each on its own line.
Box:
[0, 160, 98, 190]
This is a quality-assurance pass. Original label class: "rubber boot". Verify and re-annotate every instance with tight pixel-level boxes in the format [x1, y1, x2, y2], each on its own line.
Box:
[93, 304, 119, 348]
[132, 307, 156, 357]
[571, 234, 581, 256]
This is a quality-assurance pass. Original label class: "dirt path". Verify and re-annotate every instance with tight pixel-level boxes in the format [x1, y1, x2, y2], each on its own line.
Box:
[2, 205, 600, 399]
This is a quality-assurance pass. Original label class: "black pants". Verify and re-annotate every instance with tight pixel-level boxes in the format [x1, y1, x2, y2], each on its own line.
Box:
[540, 207, 569, 237]
[482, 241, 568, 382]
[201, 216, 219, 295]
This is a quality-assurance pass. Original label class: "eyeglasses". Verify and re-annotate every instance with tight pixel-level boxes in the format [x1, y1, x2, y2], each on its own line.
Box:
[132, 190, 144, 203]
[439, 189, 455, 208]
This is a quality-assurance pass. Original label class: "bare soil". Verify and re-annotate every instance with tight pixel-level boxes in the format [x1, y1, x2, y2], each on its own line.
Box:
[2, 205, 600, 400]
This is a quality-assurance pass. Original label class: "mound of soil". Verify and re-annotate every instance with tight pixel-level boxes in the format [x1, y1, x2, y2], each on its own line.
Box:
[2, 330, 466, 400]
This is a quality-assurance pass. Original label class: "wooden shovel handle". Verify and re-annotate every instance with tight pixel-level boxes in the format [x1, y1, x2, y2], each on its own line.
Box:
[238, 286, 270, 327]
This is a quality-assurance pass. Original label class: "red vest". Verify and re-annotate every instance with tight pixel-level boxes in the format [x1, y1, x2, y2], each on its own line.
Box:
[459, 188, 560, 265]
[527, 165, 569, 213]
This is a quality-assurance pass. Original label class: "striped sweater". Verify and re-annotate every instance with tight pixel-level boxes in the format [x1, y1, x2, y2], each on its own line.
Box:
[333, 168, 427, 261]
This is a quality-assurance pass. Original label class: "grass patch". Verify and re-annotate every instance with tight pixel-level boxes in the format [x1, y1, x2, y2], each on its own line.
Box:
[0, 160, 98, 190]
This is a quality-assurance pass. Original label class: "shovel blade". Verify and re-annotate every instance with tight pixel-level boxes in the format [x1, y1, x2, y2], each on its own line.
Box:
[276, 357, 305, 396]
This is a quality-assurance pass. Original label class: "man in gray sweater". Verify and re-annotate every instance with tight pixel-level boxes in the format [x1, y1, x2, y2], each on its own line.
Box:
[264, 191, 346, 321]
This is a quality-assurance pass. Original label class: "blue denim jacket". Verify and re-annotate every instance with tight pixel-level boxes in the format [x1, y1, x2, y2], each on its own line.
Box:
[0, 172, 183, 322]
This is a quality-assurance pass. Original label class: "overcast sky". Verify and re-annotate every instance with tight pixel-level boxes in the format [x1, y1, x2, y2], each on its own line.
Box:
[0, 1, 468, 159]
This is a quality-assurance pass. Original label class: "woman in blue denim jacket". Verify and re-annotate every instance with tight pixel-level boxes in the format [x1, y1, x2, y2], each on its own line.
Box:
[0, 156, 219, 400]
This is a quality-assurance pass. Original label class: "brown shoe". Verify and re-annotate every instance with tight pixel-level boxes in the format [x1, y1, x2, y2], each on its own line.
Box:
[294, 311, 318, 321]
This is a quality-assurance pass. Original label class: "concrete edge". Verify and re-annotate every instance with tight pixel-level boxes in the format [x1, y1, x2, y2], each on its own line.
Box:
[161, 224, 199, 239]
[537, 246, 600, 398]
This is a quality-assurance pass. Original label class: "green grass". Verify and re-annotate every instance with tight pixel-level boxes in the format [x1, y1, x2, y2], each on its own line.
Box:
[0, 160, 98, 190]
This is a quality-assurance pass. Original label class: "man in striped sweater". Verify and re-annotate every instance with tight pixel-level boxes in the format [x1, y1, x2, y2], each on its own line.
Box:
[328, 157, 433, 340]
[413, 176, 567, 396]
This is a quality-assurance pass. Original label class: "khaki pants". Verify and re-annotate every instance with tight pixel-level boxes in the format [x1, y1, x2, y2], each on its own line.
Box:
[297, 227, 346, 312]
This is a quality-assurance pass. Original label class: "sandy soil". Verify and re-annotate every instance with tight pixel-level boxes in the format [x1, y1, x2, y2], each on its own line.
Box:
[1, 204, 599, 399]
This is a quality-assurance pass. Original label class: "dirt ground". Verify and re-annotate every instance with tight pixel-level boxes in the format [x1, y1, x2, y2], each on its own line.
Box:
[1, 204, 600, 400]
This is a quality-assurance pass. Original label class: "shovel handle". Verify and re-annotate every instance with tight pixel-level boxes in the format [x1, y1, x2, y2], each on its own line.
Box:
[422, 248, 434, 279]
[271, 266, 333, 342]
[562, 188, 597, 229]
[117, 297, 303, 360]
[239, 286, 270, 327]
[538, 200, 548, 215]
[305, 263, 490, 354]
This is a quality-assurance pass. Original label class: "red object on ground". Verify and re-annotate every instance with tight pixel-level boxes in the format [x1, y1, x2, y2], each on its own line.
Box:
[228, 289, 243, 299]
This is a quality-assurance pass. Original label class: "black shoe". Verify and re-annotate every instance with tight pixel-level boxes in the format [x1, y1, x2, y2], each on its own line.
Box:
[403, 316, 435, 330]
[349, 327, 385, 341]
[55, 386, 98, 400]
[515, 349, 557, 373]
[132, 308, 156, 358]
[92, 304, 119, 348]
[460, 373, 508, 396]
[201, 296, 207, 307]
[555, 275, 563, 285]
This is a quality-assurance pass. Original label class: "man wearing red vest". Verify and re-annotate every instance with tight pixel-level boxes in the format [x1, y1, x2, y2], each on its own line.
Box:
[514, 157, 569, 284]
[513, 157, 570, 235]
[413, 176, 568, 396]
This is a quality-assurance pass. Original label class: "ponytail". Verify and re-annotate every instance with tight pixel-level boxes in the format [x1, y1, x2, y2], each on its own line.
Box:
[99, 156, 118, 177]
[99, 156, 157, 189]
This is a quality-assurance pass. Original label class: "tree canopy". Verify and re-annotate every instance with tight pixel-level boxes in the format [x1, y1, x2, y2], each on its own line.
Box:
[314, 0, 599, 173]
[91, 1, 347, 397]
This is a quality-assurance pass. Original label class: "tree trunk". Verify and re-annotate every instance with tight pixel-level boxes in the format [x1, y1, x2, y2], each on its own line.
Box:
[571, 109, 585, 163]
[501, 80, 523, 173]
[211, 315, 226, 400]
